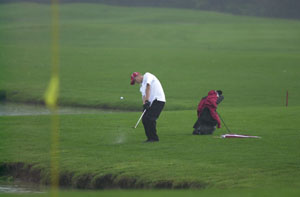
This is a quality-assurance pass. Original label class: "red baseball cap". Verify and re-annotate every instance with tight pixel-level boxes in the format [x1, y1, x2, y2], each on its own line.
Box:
[130, 72, 140, 85]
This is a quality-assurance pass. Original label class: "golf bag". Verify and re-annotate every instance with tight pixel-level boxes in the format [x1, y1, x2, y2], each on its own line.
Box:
[193, 90, 224, 135]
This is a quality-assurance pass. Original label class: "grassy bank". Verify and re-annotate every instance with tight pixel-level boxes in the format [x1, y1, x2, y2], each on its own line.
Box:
[1, 3, 300, 110]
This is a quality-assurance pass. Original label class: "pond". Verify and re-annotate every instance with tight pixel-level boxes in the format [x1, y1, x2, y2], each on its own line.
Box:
[0, 182, 46, 194]
[0, 102, 114, 117]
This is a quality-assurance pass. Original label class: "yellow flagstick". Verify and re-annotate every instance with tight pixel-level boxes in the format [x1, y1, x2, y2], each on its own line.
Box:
[45, 0, 60, 196]
[45, 75, 59, 110]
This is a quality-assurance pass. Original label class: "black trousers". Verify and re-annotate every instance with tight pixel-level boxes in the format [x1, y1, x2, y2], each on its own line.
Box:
[193, 107, 217, 135]
[142, 100, 165, 141]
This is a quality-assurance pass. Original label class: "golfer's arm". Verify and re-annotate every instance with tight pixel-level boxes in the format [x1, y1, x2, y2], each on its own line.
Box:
[143, 84, 151, 104]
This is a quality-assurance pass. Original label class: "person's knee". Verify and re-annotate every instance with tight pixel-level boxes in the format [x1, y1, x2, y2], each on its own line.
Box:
[142, 116, 147, 124]
[142, 114, 151, 124]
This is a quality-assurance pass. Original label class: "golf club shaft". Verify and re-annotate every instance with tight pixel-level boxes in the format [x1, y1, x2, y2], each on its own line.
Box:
[217, 112, 232, 133]
[134, 110, 146, 128]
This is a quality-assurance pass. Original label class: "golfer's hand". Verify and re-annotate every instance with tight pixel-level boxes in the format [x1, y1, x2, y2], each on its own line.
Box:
[143, 100, 151, 111]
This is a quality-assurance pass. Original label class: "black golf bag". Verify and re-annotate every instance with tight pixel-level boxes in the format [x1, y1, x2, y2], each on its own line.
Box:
[193, 91, 224, 135]
[193, 107, 218, 135]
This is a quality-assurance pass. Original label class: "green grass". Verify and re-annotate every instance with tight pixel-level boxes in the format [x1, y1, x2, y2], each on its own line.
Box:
[1, 2, 300, 196]
[1, 106, 300, 190]
[0, 3, 300, 110]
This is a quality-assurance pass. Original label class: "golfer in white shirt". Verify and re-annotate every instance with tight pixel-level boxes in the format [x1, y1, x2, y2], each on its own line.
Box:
[130, 72, 166, 142]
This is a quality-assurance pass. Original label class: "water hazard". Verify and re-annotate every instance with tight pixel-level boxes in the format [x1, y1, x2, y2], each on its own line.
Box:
[0, 102, 114, 116]
[0, 183, 46, 194]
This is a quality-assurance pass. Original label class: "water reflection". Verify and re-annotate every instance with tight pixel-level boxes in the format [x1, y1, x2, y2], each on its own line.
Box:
[0, 184, 45, 194]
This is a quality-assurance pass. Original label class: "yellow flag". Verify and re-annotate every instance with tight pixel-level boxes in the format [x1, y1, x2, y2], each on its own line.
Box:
[44, 75, 59, 109]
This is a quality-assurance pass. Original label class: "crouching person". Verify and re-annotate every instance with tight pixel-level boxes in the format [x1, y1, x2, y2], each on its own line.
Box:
[193, 90, 224, 135]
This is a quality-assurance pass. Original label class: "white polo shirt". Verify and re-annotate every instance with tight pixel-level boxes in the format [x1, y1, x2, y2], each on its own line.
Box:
[140, 72, 166, 103]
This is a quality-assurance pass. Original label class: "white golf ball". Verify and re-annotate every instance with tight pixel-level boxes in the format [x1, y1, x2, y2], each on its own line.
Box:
[120, 96, 124, 100]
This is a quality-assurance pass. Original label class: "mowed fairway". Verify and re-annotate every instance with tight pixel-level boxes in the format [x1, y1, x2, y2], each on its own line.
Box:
[1, 3, 300, 109]
[1, 2, 300, 196]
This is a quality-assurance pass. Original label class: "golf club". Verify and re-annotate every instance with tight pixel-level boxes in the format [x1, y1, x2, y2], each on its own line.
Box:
[217, 111, 232, 133]
[133, 109, 146, 129]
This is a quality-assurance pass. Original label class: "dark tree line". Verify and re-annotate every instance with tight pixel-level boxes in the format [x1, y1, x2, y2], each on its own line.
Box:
[1, 0, 300, 19]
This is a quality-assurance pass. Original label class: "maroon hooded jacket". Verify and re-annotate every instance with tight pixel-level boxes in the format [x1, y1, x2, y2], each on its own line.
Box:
[197, 90, 221, 128]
